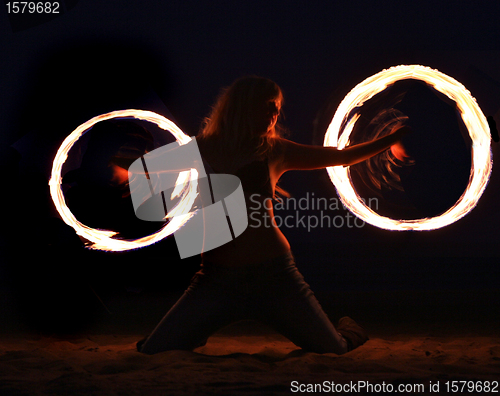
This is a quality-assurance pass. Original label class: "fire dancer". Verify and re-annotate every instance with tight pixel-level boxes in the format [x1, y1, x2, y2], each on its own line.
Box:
[138, 76, 409, 354]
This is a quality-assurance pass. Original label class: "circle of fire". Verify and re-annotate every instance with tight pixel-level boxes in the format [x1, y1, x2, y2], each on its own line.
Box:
[49, 109, 196, 251]
[324, 65, 492, 231]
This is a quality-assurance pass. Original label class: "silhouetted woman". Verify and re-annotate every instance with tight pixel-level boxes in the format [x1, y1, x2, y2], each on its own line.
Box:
[138, 76, 409, 354]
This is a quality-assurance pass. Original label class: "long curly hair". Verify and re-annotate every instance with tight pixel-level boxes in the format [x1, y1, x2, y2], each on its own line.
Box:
[197, 76, 287, 172]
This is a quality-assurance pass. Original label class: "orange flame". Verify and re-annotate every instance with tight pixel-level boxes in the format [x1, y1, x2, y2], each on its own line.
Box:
[49, 109, 197, 251]
[324, 65, 492, 231]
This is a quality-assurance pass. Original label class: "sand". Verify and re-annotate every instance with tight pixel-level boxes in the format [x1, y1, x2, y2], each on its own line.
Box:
[1, 329, 499, 395]
[1, 288, 499, 396]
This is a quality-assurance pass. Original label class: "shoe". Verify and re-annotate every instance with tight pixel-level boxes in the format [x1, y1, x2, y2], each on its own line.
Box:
[336, 317, 369, 351]
[136, 336, 147, 352]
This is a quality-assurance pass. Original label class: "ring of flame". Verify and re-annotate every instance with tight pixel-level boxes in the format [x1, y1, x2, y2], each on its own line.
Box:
[49, 109, 196, 251]
[324, 65, 492, 231]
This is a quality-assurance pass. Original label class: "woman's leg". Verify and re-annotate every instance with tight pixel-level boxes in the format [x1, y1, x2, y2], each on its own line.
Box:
[260, 277, 348, 354]
[139, 270, 239, 354]
[256, 257, 366, 354]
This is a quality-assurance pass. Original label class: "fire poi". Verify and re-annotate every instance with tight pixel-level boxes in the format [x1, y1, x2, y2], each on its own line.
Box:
[324, 65, 492, 231]
[49, 65, 492, 252]
[49, 109, 198, 251]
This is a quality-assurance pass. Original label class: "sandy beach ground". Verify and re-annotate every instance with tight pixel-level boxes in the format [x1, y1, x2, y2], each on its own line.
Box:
[1, 287, 499, 396]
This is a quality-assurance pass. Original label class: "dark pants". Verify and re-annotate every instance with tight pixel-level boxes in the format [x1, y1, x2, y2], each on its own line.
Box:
[139, 252, 348, 355]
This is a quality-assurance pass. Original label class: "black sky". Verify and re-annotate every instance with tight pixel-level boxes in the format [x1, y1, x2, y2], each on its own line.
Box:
[1, 0, 499, 295]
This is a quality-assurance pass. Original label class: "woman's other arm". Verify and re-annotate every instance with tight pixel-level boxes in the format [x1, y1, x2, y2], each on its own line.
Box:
[277, 127, 411, 173]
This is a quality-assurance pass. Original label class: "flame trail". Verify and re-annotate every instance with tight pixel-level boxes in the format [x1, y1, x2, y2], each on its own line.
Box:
[49, 109, 196, 251]
[324, 65, 492, 231]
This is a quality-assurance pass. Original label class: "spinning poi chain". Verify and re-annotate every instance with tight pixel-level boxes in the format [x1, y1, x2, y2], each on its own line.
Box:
[324, 64, 492, 231]
[49, 109, 197, 252]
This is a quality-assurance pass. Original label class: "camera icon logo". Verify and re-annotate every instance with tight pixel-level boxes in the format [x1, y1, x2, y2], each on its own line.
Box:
[128, 139, 248, 258]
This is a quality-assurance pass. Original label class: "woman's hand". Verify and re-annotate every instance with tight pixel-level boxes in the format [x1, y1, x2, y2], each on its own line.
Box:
[390, 141, 410, 161]
[389, 126, 412, 161]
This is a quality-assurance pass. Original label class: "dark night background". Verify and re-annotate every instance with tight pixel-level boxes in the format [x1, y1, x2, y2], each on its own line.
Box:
[0, 1, 499, 334]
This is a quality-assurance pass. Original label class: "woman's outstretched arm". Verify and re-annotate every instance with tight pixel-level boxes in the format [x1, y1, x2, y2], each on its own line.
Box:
[277, 126, 410, 173]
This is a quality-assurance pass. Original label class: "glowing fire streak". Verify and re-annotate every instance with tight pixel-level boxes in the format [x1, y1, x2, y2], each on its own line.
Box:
[49, 109, 197, 251]
[324, 65, 492, 231]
